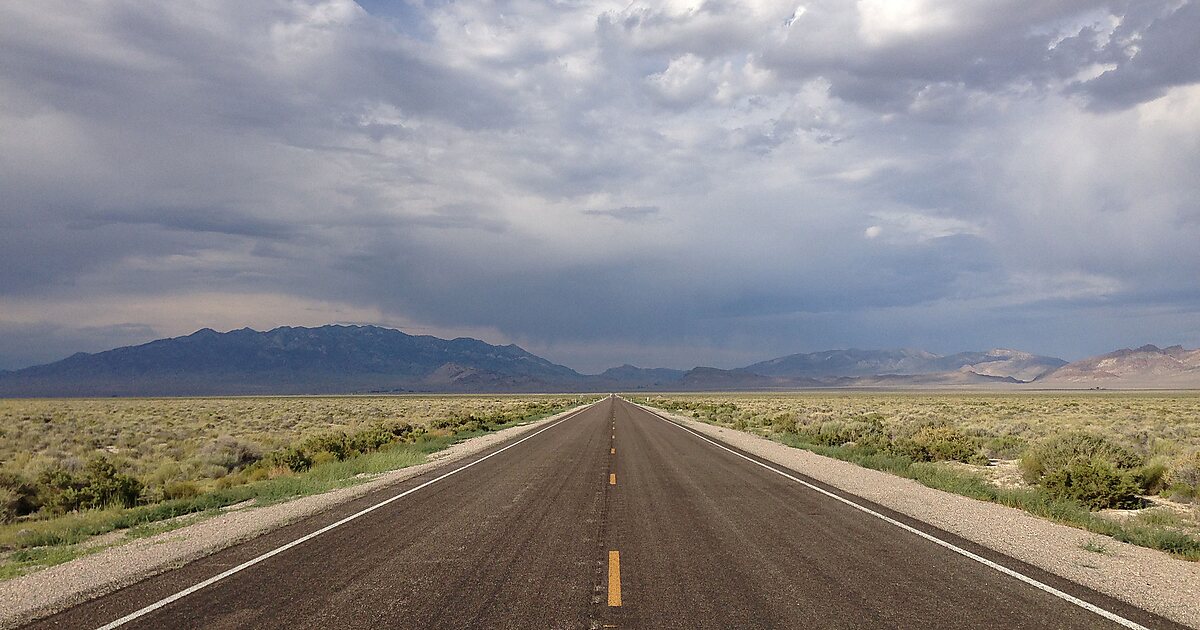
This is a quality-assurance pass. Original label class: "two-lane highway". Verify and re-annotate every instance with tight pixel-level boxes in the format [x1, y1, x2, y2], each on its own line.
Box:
[27, 397, 1183, 629]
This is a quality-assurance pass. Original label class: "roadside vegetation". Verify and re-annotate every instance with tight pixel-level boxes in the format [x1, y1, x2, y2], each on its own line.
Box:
[637, 393, 1200, 560]
[0, 395, 592, 579]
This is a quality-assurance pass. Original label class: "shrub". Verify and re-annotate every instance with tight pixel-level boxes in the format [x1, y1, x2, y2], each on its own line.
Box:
[798, 417, 885, 448]
[302, 434, 351, 461]
[1134, 458, 1170, 495]
[35, 466, 77, 512]
[1020, 433, 1142, 483]
[162, 480, 201, 501]
[77, 457, 143, 510]
[890, 426, 985, 464]
[769, 414, 797, 434]
[38, 457, 144, 512]
[265, 447, 311, 473]
[0, 472, 39, 521]
[348, 425, 396, 453]
[1040, 457, 1142, 510]
[1021, 433, 1145, 510]
[982, 435, 1027, 459]
[0, 488, 21, 524]
[1165, 483, 1196, 502]
[1164, 451, 1200, 502]
[200, 437, 262, 472]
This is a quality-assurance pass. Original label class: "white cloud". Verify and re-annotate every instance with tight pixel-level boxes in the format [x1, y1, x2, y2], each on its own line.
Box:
[869, 211, 984, 242]
[856, 0, 957, 46]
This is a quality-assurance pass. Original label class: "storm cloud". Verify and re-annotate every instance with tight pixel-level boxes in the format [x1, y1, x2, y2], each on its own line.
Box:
[1, 0, 1198, 372]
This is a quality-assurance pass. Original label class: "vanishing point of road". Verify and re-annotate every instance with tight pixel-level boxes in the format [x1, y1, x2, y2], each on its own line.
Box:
[27, 397, 1183, 629]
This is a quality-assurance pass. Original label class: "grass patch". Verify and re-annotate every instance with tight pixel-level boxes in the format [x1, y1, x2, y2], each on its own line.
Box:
[0, 543, 112, 580]
[1080, 538, 1110, 555]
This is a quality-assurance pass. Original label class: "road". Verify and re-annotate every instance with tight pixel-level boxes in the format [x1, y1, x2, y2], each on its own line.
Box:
[27, 396, 1182, 629]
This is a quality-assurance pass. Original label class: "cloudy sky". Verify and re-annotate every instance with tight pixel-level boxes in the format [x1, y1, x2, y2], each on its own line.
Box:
[2, 0, 1199, 372]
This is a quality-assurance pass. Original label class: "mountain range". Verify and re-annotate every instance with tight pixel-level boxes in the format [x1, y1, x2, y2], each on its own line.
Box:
[1037, 344, 1200, 388]
[0, 325, 1195, 396]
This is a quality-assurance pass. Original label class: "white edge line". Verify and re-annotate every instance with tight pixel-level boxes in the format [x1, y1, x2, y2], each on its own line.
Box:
[94, 402, 597, 630]
[626, 399, 1151, 630]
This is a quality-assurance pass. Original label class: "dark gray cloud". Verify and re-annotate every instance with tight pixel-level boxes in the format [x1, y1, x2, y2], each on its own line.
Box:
[1, 0, 1199, 373]
[583, 206, 661, 222]
[1074, 1, 1200, 109]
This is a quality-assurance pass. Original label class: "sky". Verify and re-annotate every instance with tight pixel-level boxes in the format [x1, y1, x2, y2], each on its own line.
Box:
[1, 0, 1199, 373]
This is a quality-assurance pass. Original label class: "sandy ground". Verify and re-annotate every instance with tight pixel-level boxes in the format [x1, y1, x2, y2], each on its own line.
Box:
[642, 404, 1200, 629]
[0, 404, 588, 629]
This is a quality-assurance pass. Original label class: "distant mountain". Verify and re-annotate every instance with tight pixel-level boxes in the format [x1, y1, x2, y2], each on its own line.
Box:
[593, 365, 687, 389]
[2, 327, 1194, 396]
[1038, 345, 1200, 387]
[0, 325, 586, 396]
[743, 348, 1065, 382]
[743, 348, 938, 378]
[676, 367, 815, 390]
[829, 371, 1023, 387]
[932, 349, 1067, 382]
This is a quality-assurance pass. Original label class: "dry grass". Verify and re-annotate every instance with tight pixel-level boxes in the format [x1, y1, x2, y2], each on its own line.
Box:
[0, 395, 592, 578]
[0, 396, 590, 483]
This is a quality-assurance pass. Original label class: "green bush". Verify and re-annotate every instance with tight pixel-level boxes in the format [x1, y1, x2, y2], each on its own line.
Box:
[1040, 457, 1142, 510]
[1020, 433, 1145, 510]
[35, 467, 77, 512]
[797, 417, 885, 448]
[162, 480, 201, 501]
[1134, 458, 1170, 495]
[769, 414, 797, 434]
[1020, 433, 1142, 483]
[0, 472, 40, 522]
[301, 434, 352, 461]
[77, 458, 143, 510]
[265, 447, 312, 473]
[262, 415, 509, 477]
[890, 426, 985, 464]
[37, 458, 143, 513]
[1165, 483, 1196, 502]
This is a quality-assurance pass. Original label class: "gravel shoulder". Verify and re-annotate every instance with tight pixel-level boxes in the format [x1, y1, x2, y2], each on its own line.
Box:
[642, 403, 1200, 629]
[0, 404, 588, 629]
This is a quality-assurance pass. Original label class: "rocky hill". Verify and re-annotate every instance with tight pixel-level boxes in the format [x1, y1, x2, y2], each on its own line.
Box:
[743, 348, 1064, 382]
[1038, 345, 1200, 387]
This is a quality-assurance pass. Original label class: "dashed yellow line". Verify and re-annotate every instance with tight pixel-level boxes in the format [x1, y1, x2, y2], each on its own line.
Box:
[608, 551, 621, 606]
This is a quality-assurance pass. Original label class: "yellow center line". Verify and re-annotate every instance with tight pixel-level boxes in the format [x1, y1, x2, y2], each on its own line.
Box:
[608, 550, 622, 607]
[609, 473, 616, 485]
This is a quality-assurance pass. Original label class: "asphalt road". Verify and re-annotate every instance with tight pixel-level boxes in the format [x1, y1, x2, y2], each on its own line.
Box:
[26, 397, 1184, 629]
